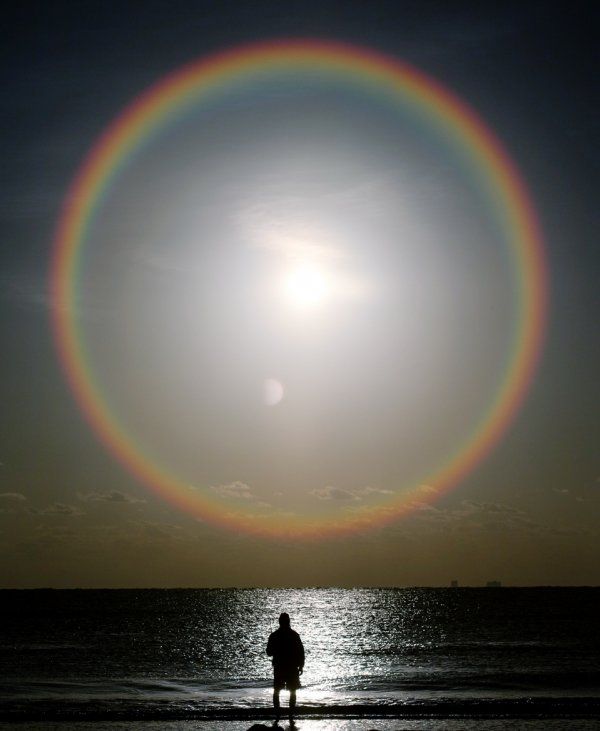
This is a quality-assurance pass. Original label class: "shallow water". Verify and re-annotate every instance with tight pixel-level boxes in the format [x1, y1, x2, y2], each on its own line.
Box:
[2, 723, 599, 731]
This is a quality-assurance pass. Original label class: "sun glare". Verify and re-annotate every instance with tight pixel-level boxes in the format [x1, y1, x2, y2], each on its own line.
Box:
[283, 264, 330, 309]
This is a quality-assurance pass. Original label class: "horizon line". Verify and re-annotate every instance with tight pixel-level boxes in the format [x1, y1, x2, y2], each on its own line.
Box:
[1, 584, 599, 591]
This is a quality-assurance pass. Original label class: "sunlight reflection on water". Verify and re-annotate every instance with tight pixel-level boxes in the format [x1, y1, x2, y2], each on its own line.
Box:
[2, 587, 599, 714]
[259, 588, 439, 697]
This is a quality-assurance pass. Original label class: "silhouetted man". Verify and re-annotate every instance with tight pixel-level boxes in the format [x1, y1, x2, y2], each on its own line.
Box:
[266, 612, 305, 726]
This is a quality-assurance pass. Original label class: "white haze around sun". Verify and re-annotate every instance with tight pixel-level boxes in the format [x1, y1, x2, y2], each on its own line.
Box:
[76, 84, 515, 518]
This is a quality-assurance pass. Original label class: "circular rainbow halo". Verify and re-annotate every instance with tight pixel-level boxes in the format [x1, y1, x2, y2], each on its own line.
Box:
[51, 39, 547, 540]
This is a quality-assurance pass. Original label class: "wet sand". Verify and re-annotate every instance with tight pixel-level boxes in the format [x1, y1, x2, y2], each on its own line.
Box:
[2, 721, 600, 730]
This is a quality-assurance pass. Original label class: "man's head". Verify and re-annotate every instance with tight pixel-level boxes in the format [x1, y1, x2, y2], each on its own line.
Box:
[278, 612, 290, 628]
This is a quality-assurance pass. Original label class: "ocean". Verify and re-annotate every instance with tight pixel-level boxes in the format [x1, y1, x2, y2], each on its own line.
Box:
[1, 587, 599, 729]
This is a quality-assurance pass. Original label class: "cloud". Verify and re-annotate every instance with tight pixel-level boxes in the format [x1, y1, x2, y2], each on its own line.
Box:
[13, 525, 78, 557]
[0, 271, 112, 323]
[0, 492, 28, 514]
[79, 490, 145, 504]
[552, 487, 593, 503]
[311, 485, 393, 502]
[311, 486, 358, 501]
[355, 486, 394, 498]
[235, 197, 344, 263]
[419, 500, 536, 531]
[29, 503, 84, 517]
[403, 499, 591, 537]
[210, 481, 255, 500]
[126, 520, 188, 543]
[202, 482, 272, 510]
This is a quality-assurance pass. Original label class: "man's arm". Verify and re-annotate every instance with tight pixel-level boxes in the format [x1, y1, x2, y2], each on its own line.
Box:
[266, 632, 274, 657]
[297, 635, 305, 672]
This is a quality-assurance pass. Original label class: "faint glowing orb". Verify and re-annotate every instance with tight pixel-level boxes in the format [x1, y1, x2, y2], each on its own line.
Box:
[264, 378, 284, 406]
[284, 264, 330, 309]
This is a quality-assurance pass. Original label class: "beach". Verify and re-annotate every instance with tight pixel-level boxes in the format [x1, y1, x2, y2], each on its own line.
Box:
[2, 720, 600, 730]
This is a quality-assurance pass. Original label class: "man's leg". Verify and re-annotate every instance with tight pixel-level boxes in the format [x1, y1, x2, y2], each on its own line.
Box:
[273, 688, 280, 722]
[289, 689, 296, 722]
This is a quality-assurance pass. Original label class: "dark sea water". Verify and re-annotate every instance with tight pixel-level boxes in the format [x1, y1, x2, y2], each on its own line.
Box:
[1, 588, 599, 726]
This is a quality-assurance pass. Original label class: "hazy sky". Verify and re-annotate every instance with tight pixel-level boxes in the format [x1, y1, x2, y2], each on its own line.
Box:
[1, 1, 597, 587]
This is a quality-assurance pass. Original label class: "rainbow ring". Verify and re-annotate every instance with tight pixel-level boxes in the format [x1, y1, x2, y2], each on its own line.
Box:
[51, 40, 548, 539]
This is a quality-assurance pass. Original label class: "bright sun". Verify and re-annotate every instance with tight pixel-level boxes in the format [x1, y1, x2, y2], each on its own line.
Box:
[283, 264, 330, 309]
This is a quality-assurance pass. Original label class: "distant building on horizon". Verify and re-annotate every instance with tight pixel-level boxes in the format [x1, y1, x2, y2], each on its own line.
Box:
[486, 580, 502, 587]
[450, 580, 459, 588]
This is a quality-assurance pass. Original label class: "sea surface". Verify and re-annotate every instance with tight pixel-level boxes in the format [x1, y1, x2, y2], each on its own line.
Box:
[1, 587, 599, 727]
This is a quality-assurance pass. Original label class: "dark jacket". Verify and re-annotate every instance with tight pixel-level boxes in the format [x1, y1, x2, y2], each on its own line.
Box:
[266, 627, 305, 669]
